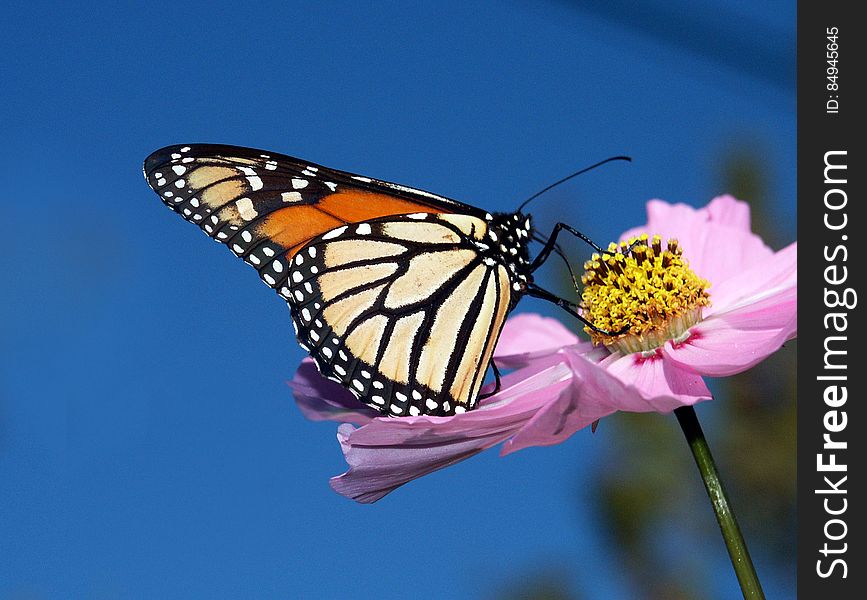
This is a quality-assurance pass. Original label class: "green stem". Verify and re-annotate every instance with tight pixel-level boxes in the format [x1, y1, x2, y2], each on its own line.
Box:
[674, 405, 765, 599]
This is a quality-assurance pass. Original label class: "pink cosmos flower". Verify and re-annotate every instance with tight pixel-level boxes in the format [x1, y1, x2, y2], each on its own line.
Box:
[289, 195, 796, 503]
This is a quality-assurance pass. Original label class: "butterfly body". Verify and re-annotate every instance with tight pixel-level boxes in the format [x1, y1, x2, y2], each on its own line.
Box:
[145, 144, 536, 416]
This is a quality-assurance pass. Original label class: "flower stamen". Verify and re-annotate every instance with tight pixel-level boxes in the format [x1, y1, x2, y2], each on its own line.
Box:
[579, 234, 710, 353]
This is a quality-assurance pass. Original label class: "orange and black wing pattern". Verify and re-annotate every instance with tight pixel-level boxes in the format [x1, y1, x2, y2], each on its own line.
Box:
[143, 144, 483, 269]
[144, 144, 531, 417]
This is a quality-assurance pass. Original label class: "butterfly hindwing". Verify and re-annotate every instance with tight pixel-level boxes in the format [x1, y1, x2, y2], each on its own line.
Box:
[285, 213, 512, 416]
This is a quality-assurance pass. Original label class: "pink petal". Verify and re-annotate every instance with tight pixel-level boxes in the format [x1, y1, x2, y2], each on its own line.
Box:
[705, 242, 797, 317]
[619, 197, 774, 286]
[598, 350, 712, 411]
[705, 195, 752, 231]
[331, 422, 503, 503]
[663, 241, 797, 377]
[501, 347, 711, 455]
[330, 360, 574, 502]
[663, 313, 795, 378]
[288, 360, 376, 426]
[494, 313, 588, 368]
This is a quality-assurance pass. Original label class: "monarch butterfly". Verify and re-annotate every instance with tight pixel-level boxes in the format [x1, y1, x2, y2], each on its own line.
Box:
[144, 144, 613, 417]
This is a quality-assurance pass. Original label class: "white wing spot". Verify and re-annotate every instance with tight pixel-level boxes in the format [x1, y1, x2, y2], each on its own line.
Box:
[272, 260, 284, 273]
[281, 191, 302, 203]
[236, 198, 258, 221]
[322, 226, 347, 240]
[172, 165, 186, 175]
[291, 178, 309, 189]
[356, 223, 372, 235]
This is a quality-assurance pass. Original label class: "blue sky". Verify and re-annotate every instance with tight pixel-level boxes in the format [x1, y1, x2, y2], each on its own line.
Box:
[1, 1, 795, 598]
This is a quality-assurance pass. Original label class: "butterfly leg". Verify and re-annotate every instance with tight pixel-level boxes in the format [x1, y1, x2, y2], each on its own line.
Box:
[530, 222, 604, 272]
[532, 233, 579, 283]
[526, 283, 628, 336]
[478, 360, 502, 400]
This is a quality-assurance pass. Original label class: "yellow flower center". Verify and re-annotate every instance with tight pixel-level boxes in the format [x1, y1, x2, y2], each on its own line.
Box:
[579, 234, 711, 354]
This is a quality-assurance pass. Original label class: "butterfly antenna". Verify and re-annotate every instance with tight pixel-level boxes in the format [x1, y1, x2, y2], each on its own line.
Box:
[517, 156, 632, 213]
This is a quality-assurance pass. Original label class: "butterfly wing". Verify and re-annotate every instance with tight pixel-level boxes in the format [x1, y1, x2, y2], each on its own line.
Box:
[144, 145, 512, 415]
[286, 212, 512, 416]
[143, 144, 482, 267]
